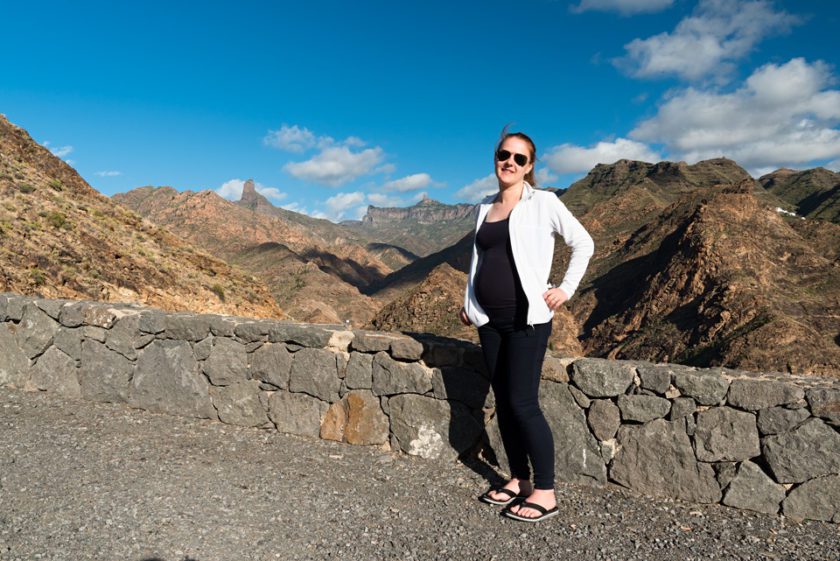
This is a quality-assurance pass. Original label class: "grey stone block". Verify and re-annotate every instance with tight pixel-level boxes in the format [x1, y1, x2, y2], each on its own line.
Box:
[389, 337, 424, 361]
[18, 303, 59, 359]
[58, 302, 86, 327]
[618, 394, 671, 423]
[0, 323, 31, 388]
[210, 380, 268, 427]
[673, 370, 729, 405]
[611, 418, 721, 504]
[53, 327, 83, 361]
[588, 399, 620, 441]
[28, 346, 80, 398]
[782, 474, 840, 522]
[388, 393, 482, 461]
[763, 418, 840, 484]
[727, 378, 804, 411]
[351, 330, 392, 352]
[207, 315, 237, 337]
[82, 325, 107, 343]
[192, 337, 213, 361]
[569, 385, 591, 409]
[289, 348, 341, 402]
[669, 397, 696, 420]
[371, 352, 433, 396]
[34, 298, 64, 319]
[79, 339, 133, 403]
[571, 358, 634, 398]
[105, 315, 141, 360]
[250, 342, 293, 389]
[694, 407, 760, 462]
[344, 352, 374, 390]
[722, 461, 785, 515]
[83, 304, 119, 329]
[233, 321, 272, 342]
[636, 364, 673, 394]
[129, 340, 215, 419]
[203, 337, 249, 386]
[806, 388, 840, 424]
[164, 314, 212, 341]
[757, 406, 810, 435]
[713, 462, 738, 490]
[266, 390, 328, 438]
[269, 323, 331, 348]
[0, 293, 26, 321]
[137, 310, 166, 334]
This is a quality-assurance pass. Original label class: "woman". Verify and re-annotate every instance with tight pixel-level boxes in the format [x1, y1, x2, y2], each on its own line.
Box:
[459, 130, 594, 522]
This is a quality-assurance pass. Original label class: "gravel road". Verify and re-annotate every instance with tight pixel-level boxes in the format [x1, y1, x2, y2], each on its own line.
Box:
[0, 388, 837, 561]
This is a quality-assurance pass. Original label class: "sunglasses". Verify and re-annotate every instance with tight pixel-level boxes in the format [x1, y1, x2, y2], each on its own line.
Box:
[496, 149, 529, 167]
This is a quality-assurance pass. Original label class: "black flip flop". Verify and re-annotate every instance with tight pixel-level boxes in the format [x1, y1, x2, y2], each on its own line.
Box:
[502, 501, 559, 522]
[478, 487, 522, 506]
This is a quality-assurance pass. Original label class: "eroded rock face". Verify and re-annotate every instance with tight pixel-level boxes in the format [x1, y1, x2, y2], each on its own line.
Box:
[288, 348, 341, 402]
[371, 352, 432, 396]
[129, 340, 216, 419]
[28, 346, 80, 398]
[617, 394, 671, 423]
[388, 394, 481, 460]
[611, 418, 721, 504]
[0, 323, 31, 388]
[694, 407, 760, 462]
[571, 359, 634, 398]
[672, 371, 729, 405]
[267, 391, 328, 438]
[722, 461, 785, 515]
[782, 474, 840, 522]
[250, 343, 293, 389]
[203, 337, 249, 386]
[79, 339, 132, 402]
[762, 418, 840, 483]
[344, 390, 389, 445]
[210, 380, 268, 427]
[726, 378, 804, 411]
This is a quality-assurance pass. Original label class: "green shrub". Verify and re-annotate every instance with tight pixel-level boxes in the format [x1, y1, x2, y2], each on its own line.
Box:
[46, 211, 68, 229]
[49, 179, 63, 191]
[17, 183, 35, 194]
[30, 268, 46, 286]
[210, 283, 225, 302]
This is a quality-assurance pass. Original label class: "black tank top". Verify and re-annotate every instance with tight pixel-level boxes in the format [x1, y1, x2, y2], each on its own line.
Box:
[475, 217, 527, 321]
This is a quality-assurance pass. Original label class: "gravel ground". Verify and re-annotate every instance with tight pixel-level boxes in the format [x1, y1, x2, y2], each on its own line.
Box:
[0, 389, 838, 561]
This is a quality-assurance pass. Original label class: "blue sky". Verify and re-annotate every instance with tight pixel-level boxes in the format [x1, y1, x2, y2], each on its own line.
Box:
[2, 0, 838, 221]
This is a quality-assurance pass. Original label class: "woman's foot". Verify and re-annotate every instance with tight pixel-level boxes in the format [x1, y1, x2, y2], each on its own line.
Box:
[507, 488, 556, 519]
[486, 478, 532, 503]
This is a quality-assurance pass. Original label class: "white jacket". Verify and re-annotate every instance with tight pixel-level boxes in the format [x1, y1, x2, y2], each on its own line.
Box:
[463, 181, 595, 327]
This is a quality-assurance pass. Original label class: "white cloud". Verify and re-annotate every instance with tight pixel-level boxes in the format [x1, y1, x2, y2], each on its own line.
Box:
[263, 124, 317, 153]
[216, 178, 288, 202]
[544, 138, 662, 173]
[571, 0, 673, 15]
[283, 146, 385, 187]
[827, 160, 840, 172]
[630, 58, 840, 170]
[455, 174, 498, 203]
[536, 167, 560, 185]
[367, 191, 428, 208]
[324, 191, 367, 221]
[616, 0, 799, 82]
[95, 170, 122, 177]
[382, 173, 439, 192]
[48, 144, 74, 158]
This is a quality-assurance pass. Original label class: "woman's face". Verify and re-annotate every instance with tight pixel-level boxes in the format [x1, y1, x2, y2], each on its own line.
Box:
[495, 136, 533, 187]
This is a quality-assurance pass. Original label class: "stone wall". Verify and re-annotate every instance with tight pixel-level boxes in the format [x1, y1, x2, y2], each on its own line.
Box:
[1, 293, 838, 523]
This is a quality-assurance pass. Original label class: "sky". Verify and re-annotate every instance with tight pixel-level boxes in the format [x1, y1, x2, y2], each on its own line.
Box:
[1, 0, 839, 222]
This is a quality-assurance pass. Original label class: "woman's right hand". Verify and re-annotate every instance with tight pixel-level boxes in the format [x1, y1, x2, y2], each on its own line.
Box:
[458, 307, 472, 326]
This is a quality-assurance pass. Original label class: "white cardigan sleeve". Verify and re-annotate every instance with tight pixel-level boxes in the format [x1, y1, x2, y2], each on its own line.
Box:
[547, 196, 595, 299]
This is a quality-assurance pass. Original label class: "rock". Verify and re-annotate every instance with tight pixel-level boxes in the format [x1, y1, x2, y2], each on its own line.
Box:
[600, 439, 618, 462]
[250, 343, 293, 389]
[164, 314, 212, 341]
[636, 364, 673, 394]
[431, 366, 491, 409]
[269, 323, 332, 348]
[320, 399, 348, 441]
[17, 303, 59, 359]
[541, 383, 607, 484]
[391, 337, 423, 360]
[0, 323, 32, 388]
[694, 407, 760, 462]
[105, 315, 141, 360]
[192, 337, 213, 361]
[673, 371, 729, 405]
[371, 352, 433, 396]
[757, 406, 810, 435]
[82, 305, 120, 329]
[137, 310, 166, 334]
[722, 461, 786, 515]
[351, 330, 393, 352]
[344, 352, 374, 390]
[388, 394, 482, 460]
[58, 302, 86, 327]
[570, 358, 634, 398]
[53, 327, 83, 361]
[0, 293, 26, 321]
[78, 339, 133, 403]
[82, 326, 107, 343]
[289, 348, 341, 402]
[618, 394, 671, 423]
[210, 380, 268, 427]
[34, 298, 64, 319]
[611, 418, 721, 504]
[129, 340, 216, 419]
[542, 356, 570, 383]
[207, 315, 237, 337]
[669, 397, 696, 420]
[568, 385, 591, 409]
[327, 331, 354, 353]
[421, 341, 462, 367]
[233, 321, 272, 342]
[27, 347, 80, 398]
[267, 391, 328, 438]
[806, 388, 840, 424]
[344, 390, 389, 445]
[762, 418, 840, 483]
[588, 399, 620, 441]
[714, 462, 738, 490]
[203, 337, 249, 386]
[782, 474, 840, 522]
[727, 379, 804, 411]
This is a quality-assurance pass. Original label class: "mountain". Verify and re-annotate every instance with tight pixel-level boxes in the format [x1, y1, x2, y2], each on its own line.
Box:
[759, 167, 840, 223]
[370, 159, 840, 376]
[113, 184, 386, 325]
[342, 196, 475, 258]
[0, 114, 281, 317]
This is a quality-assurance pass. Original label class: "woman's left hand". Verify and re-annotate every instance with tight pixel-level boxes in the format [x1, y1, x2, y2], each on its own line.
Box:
[543, 287, 569, 310]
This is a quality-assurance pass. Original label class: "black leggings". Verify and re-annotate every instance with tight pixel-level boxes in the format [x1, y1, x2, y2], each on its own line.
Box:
[478, 317, 554, 490]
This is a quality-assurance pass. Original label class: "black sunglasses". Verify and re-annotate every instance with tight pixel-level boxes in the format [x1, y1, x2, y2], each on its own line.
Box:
[496, 149, 529, 166]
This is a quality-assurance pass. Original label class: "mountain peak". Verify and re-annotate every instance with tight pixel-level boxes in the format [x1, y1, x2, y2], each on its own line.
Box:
[237, 178, 273, 213]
